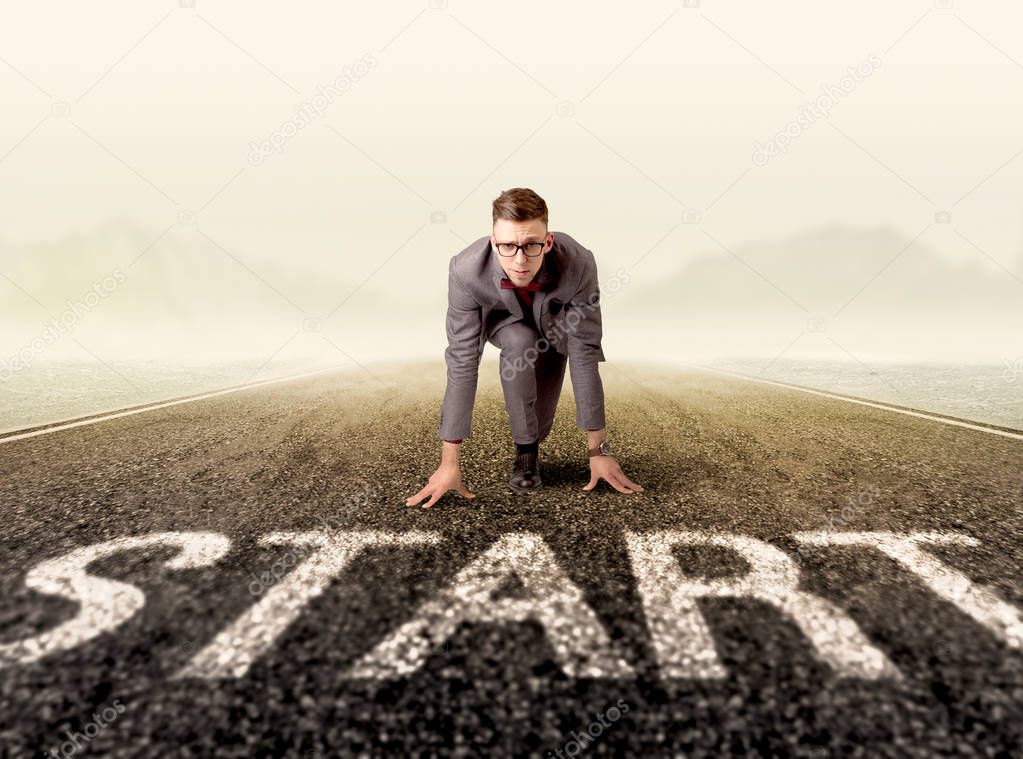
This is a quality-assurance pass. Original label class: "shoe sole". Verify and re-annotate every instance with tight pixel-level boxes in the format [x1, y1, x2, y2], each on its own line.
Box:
[508, 477, 542, 494]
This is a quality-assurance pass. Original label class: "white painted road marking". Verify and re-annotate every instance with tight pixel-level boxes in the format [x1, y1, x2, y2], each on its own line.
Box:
[3, 530, 1020, 678]
[692, 363, 1023, 442]
[0, 365, 346, 444]
[0, 532, 231, 667]
[625, 531, 900, 680]
[176, 531, 440, 680]
[347, 532, 634, 679]
[794, 531, 1023, 649]
[3, 362, 1018, 446]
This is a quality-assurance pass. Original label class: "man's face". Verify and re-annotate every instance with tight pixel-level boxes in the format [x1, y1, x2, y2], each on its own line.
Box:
[491, 218, 552, 285]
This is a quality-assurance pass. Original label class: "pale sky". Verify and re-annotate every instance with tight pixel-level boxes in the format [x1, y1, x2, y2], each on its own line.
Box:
[2, 0, 1022, 369]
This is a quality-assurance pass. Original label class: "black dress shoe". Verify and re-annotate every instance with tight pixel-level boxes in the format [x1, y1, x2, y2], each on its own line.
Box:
[509, 450, 542, 493]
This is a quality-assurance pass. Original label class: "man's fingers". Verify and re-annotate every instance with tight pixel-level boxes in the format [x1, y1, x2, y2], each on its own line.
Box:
[410, 482, 475, 508]
[582, 474, 598, 491]
[621, 475, 644, 491]
[406, 483, 433, 506]
[612, 467, 644, 493]
[606, 471, 636, 494]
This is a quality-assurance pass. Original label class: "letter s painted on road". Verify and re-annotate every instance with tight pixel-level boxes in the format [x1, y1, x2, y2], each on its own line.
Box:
[0, 532, 231, 668]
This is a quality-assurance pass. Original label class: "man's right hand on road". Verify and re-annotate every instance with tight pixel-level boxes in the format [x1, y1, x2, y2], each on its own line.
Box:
[406, 463, 477, 509]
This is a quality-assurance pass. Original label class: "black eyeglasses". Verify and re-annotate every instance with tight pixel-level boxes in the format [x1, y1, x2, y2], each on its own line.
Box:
[495, 240, 546, 258]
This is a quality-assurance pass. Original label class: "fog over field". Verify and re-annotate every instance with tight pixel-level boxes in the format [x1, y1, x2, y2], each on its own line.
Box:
[2, 219, 1020, 368]
[2, 0, 1022, 406]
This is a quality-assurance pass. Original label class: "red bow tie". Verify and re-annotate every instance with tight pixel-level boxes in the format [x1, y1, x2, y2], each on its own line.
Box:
[500, 278, 541, 292]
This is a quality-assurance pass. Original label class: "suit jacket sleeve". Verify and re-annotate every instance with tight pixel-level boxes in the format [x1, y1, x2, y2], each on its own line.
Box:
[438, 256, 483, 441]
[565, 248, 607, 430]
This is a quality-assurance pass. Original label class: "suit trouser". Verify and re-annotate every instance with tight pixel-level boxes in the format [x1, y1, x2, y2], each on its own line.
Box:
[487, 320, 568, 445]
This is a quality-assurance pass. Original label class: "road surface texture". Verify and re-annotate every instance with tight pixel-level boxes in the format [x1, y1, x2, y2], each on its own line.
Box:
[1, 360, 1021, 758]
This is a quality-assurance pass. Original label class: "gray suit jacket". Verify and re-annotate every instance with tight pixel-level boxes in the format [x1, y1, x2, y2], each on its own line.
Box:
[438, 231, 607, 441]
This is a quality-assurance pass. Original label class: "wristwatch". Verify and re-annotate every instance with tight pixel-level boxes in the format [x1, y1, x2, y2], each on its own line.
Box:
[588, 440, 613, 458]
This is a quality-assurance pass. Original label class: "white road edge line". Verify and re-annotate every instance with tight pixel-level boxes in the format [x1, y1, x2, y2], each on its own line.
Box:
[0, 365, 347, 445]
[3, 360, 1019, 445]
[692, 363, 1023, 442]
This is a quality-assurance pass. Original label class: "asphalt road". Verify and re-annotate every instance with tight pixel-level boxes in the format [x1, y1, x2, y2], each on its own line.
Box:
[1, 359, 1021, 758]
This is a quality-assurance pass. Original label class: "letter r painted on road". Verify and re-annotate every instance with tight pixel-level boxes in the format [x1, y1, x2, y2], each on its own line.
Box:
[624, 531, 900, 680]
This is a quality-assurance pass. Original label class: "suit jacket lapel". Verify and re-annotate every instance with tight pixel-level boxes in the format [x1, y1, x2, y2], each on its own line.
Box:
[531, 249, 558, 329]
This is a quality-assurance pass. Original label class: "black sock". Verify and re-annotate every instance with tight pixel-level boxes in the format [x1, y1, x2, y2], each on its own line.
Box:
[515, 440, 539, 455]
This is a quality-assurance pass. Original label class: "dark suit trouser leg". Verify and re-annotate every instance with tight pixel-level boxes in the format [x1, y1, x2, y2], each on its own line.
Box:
[488, 321, 568, 445]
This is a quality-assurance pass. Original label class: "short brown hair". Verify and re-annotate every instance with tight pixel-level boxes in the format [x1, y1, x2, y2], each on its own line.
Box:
[492, 188, 548, 226]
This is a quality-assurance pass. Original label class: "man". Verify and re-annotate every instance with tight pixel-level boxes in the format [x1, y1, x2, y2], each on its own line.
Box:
[406, 188, 643, 508]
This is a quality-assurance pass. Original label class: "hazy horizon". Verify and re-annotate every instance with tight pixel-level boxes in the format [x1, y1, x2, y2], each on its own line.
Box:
[3, 0, 1022, 375]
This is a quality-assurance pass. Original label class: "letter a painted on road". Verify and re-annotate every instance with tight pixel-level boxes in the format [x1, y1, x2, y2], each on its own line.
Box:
[347, 532, 633, 679]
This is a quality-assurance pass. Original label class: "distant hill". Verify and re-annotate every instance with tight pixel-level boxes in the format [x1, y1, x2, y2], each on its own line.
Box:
[608, 223, 1023, 361]
[2, 220, 1020, 364]
[0, 219, 442, 360]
